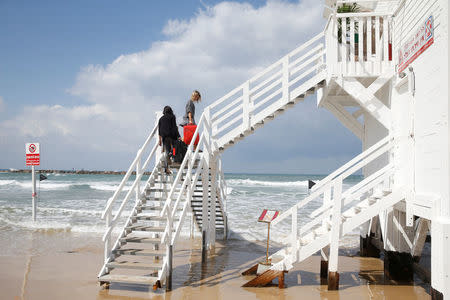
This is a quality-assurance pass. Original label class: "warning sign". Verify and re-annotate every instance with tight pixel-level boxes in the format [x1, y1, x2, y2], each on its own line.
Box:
[398, 16, 434, 73]
[258, 209, 280, 223]
[26, 143, 40, 166]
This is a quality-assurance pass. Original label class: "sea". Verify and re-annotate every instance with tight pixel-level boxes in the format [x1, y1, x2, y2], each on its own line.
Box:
[0, 172, 362, 248]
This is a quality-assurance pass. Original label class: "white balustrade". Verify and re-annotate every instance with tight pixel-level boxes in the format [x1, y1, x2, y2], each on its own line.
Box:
[326, 12, 393, 77]
[271, 135, 395, 265]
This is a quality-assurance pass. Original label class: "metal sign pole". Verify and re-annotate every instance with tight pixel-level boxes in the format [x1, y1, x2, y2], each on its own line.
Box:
[32, 165, 36, 221]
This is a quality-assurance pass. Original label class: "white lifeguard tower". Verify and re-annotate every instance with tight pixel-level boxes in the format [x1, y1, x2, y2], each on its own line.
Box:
[97, 1, 449, 298]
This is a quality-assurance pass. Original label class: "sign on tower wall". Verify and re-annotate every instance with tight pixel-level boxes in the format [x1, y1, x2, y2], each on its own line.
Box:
[397, 16, 434, 73]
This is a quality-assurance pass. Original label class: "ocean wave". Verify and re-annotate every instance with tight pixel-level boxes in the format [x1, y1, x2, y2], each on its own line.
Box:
[0, 217, 121, 234]
[0, 179, 131, 192]
[89, 183, 131, 192]
[38, 207, 105, 216]
[0, 180, 73, 190]
[0, 180, 15, 186]
[227, 179, 308, 188]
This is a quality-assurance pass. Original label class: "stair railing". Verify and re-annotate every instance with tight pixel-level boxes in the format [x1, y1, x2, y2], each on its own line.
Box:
[99, 123, 162, 275]
[271, 135, 394, 262]
[325, 11, 394, 77]
[216, 159, 228, 233]
[157, 107, 220, 282]
[98, 157, 164, 278]
[206, 32, 326, 151]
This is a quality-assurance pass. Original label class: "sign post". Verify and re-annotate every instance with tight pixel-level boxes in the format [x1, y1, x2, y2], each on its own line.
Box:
[257, 209, 280, 272]
[26, 143, 40, 221]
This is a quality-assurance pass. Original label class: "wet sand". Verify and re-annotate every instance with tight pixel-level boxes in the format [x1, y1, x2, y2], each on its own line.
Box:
[0, 230, 431, 299]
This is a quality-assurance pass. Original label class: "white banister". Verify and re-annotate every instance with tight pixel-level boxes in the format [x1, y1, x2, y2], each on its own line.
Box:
[282, 56, 290, 104]
[291, 205, 298, 261]
[242, 81, 251, 132]
[136, 150, 141, 202]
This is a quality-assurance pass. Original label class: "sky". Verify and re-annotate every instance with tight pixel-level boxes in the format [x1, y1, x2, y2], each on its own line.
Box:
[0, 0, 361, 174]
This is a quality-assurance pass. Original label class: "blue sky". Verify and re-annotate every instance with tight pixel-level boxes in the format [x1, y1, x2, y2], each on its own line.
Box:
[0, 0, 360, 174]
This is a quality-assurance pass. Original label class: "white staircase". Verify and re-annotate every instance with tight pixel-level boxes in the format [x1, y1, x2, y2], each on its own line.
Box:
[97, 122, 228, 288]
[268, 135, 405, 274]
[98, 8, 401, 290]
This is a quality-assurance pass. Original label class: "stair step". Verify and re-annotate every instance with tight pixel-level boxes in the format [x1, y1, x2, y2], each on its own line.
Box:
[139, 206, 183, 211]
[132, 215, 180, 222]
[126, 225, 167, 232]
[99, 274, 159, 285]
[106, 261, 163, 270]
[192, 212, 224, 217]
[113, 248, 166, 256]
[147, 188, 181, 193]
[120, 237, 161, 244]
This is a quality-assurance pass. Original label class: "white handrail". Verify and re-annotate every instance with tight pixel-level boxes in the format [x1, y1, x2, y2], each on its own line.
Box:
[102, 124, 158, 219]
[97, 159, 163, 278]
[207, 33, 326, 150]
[272, 135, 394, 226]
[159, 114, 206, 218]
[311, 135, 392, 192]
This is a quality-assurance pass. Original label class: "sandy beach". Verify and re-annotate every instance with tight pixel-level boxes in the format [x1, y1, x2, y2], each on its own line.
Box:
[0, 229, 431, 300]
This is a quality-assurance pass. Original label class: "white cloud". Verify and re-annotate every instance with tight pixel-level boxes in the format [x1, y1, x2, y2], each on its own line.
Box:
[0, 0, 358, 172]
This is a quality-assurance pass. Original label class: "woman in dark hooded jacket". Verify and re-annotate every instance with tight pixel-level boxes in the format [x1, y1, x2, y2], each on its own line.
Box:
[158, 106, 180, 173]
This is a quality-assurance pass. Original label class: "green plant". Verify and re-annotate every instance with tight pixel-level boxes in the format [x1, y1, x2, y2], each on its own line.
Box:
[337, 3, 360, 43]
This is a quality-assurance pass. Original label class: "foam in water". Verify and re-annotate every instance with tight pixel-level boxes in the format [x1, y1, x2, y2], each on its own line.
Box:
[227, 178, 308, 188]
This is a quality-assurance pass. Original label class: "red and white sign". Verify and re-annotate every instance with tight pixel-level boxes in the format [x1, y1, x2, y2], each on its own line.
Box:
[258, 209, 280, 223]
[398, 16, 434, 73]
[26, 143, 40, 166]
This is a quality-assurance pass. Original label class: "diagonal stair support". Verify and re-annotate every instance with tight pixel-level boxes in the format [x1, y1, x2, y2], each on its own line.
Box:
[335, 73, 393, 129]
[323, 101, 363, 140]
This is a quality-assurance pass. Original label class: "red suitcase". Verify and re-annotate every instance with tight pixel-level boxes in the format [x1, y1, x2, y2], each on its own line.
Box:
[183, 124, 199, 146]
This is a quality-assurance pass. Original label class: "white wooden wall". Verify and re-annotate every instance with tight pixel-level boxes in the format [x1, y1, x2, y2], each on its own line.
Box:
[392, 0, 449, 296]
[392, 0, 448, 216]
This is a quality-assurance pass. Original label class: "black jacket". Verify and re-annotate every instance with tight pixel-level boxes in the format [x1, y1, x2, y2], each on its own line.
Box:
[158, 114, 180, 140]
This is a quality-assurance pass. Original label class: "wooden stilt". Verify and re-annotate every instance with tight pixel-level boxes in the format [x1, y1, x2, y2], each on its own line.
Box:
[320, 259, 328, 285]
[327, 271, 339, 290]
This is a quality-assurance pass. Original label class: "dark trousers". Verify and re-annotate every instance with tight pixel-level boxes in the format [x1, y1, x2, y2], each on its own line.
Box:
[162, 137, 175, 169]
